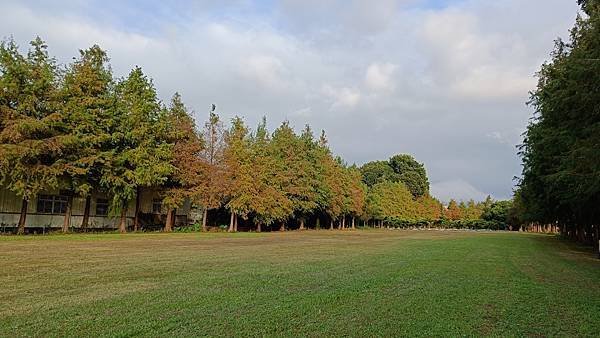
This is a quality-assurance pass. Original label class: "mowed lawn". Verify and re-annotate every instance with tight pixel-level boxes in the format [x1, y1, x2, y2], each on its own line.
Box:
[1, 230, 599, 337]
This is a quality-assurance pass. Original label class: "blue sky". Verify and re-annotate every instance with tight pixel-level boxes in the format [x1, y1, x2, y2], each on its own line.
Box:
[0, 0, 581, 202]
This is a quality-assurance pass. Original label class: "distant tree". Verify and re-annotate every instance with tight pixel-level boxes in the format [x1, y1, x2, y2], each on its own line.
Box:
[388, 154, 429, 198]
[482, 200, 513, 229]
[360, 160, 397, 187]
[445, 199, 462, 221]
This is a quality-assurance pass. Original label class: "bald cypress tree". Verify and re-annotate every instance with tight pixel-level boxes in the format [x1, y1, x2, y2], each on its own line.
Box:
[0, 37, 63, 234]
[197, 108, 227, 231]
[101, 67, 173, 233]
[162, 93, 204, 232]
[250, 117, 292, 231]
[58, 45, 114, 232]
[223, 116, 253, 232]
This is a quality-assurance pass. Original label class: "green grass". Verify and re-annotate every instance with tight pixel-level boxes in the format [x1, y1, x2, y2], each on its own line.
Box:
[1, 230, 598, 337]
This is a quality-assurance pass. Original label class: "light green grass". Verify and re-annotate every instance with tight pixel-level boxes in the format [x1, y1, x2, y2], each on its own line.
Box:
[1, 230, 598, 337]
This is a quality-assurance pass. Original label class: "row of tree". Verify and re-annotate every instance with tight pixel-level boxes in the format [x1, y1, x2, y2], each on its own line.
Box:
[0, 37, 514, 235]
[0, 38, 370, 234]
[517, 0, 600, 253]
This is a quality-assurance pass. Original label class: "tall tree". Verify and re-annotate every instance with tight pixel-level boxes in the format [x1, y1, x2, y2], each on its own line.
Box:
[58, 45, 114, 232]
[197, 107, 227, 231]
[250, 117, 292, 231]
[388, 154, 429, 198]
[223, 116, 253, 232]
[162, 93, 204, 232]
[0, 37, 63, 234]
[519, 0, 600, 252]
[101, 67, 173, 233]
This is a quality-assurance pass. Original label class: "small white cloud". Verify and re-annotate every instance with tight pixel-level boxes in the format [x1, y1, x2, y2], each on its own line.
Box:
[365, 62, 398, 91]
[322, 84, 361, 110]
[238, 55, 288, 89]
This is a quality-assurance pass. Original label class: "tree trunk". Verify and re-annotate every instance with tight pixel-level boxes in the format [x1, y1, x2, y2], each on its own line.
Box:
[352, 217, 355, 229]
[234, 214, 238, 232]
[256, 222, 262, 233]
[17, 198, 28, 235]
[228, 212, 235, 232]
[119, 207, 127, 233]
[62, 195, 73, 233]
[133, 187, 141, 232]
[164, 208, 175, 232]
[330, 219, 334, 230]
[316, 218, 321, 230]
[81, 195, 91, 230]
[202, 208, 208, 232]
[299, 218, 305, 230]
[342, 216, 346, 229]
[280, 222, 285, 232]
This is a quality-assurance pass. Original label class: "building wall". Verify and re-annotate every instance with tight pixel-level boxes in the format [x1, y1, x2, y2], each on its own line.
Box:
[0, 187, 191, 229]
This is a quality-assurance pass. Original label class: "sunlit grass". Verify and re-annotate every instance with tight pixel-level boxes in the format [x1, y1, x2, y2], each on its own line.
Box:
[1, 230, 598, 336]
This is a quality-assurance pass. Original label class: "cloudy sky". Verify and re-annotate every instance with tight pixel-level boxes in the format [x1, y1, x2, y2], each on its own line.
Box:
[0, 0, 581, 202]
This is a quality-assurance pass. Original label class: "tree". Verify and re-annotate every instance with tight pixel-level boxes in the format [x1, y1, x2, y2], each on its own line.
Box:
[58, 45, 114, 232]
[0, 37, 63, 234]
[388, 154, 429, 198]
[162, 93, 204, 232]
[445, 199, 461, 221]
[249, 117, 292, 231]
[101, 67, 173, 233]
[223, 116, 253, 232]
[360, 160, 397, 187]
[270, 122, 318, 231]
[197, 107, 227, 231]
[519, 0, 600, 252]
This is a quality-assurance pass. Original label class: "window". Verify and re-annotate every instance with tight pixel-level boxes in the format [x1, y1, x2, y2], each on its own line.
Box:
[96, 198, 109, 216]
[152, 198, 162, 214]
[36, 195, 68, 214]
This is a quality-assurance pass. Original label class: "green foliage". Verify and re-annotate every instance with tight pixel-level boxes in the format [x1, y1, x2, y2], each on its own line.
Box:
[518, 0, 600, 246]
[0, 37, 63, 200]
[389, 154, 429, 197]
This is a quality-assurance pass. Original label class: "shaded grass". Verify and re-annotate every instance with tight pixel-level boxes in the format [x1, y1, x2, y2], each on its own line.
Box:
[1, 230, 598, 337]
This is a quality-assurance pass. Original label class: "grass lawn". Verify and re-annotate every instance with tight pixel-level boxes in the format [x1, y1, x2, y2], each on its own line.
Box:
[1, 230, 599, 337]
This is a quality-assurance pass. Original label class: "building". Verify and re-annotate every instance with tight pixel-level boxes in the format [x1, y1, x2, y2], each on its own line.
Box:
[0, 186, 191, 232]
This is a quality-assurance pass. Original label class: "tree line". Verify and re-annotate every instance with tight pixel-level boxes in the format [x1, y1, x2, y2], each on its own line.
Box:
[0, 37, 513, 235]
[516, 0, 600, 254]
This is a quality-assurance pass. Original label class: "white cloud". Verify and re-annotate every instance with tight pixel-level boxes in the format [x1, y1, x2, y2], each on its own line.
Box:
[365, 62, 398, 92]
[322, 85, 361, 110]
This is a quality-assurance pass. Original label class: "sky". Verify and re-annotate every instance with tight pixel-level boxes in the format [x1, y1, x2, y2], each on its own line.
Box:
[0, 0, 581, 202]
